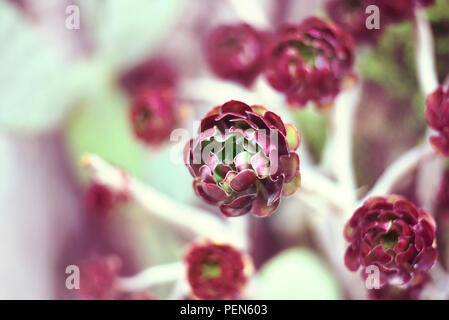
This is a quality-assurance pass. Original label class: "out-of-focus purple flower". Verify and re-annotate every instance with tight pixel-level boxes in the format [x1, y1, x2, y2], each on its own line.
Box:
[85, 183, 115, 216]
[85, 182, 129, 216]
[129, 87, 176, 146]
[344, 196, 437, 288]
[119, 57, 178, 97]
[185, 241, 252, 300]
[79, 254, 122, 300]
[185, 100, 301, 217]
[205, 23, 267, 87]
[326, 0, 436, 45]
[425, 86, 449, 156]
[326, 0, 384, 45]
[265, 17, 355, 108]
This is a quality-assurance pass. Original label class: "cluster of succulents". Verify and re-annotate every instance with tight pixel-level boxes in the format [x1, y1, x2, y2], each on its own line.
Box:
[76, 0, 449, 301]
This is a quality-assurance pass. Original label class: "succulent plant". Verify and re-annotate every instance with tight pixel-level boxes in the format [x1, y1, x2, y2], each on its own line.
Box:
[119, 57, 178, 97]
[265, 17, 355, 108]
[326, 0, 436, 46]
[79, 254, 122, 300]
[426, 86, 449, 156]
[185, 240, 252, 300]
[129, 87, 176, 146]
[185, 100, 301, 217]
[205, 23, 266, 87]
[344, 196, 438, 288]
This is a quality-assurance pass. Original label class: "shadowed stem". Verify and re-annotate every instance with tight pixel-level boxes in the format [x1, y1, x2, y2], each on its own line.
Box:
[414, 10, 439, 96]
[116, 262, 184, 292]
[321, 82, 361, 207]
[81, 153, 246, 249]
[361, 142, 435, 204]
[227, 0, 269, 29]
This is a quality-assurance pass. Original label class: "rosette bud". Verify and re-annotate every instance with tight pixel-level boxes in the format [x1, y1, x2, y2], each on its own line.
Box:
[326, 0, 384, 45]
[79, 254, 122, 300]
[85, 182, 129, 216]
[326, 0, 436, 45]
[205, 23, 266, 87]
[185, 100, 301, 217]
[85, 183, 116, 215]
[119, 57, 177, 97]
[185, 241, 252, 300]
[344, 196, 438, 288]
[129, 87, 176, 146]
[425, 86, 449, 156]
[265, 17, 355, 108]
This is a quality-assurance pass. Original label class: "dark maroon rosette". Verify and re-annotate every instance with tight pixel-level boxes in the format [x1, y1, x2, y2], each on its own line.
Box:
[85, 183, 115, 215]
[326, 0, 436, 45]
[326, 0, 385, 45]
[185, 241, 252, 300]
[265, 17, 355, 108]
[344, 196, 438, 288]
[119, 57, 177, 97]
[79, 254, 122, 300]
[184, 100, 301, 217]
[205, 23, 266, 87]
[129, 87, 176, 146]
[426, 86, 449, 156]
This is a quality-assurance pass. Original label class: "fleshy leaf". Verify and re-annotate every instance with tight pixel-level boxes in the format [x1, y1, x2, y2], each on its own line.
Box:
[254, 248, 342, 299]
[282, 173, 301, 196]
[285, 123, 300, 151]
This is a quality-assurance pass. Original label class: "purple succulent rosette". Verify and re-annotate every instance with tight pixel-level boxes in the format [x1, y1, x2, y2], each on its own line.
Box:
[205, 23, 266, 87]
[425, 86, 449, 157]
[185, 100, 301, 217]
[265, 17, 355, 108]
[326, 0, 385, 45]
[326, 0, 436, 46]
[344, 196, 438, 288]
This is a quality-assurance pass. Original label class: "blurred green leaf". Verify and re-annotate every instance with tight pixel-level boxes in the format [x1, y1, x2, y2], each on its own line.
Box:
[427, 0, 449, 21]
[145, 146, 196, 203]
[254, 247, 343, 300]
[64, 87, 148, 183]
[293, 108, 328, 161]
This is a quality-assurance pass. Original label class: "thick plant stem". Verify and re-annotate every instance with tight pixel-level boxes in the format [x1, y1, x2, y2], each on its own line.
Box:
[81, 154, 246, 248]
[322, 83, 361, 207]
[227, 0, 269, 29]
[414, 10, 445, 214]
[362, 143, 434, 203]
[414, 10, 439, 96]
[116, 262, 184, 292]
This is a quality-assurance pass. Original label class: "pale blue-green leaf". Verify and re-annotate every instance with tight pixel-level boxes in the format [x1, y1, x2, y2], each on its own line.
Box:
[0, 2, 79, 133]
[145, 144, 195, 203]
[80, 0, 186, 70]
[254, 247, 343, 299]
[64, 87, 148, 183]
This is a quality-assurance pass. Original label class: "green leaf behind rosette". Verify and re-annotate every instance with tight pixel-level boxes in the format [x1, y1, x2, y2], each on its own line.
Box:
[145, 145, 196, 203]
[254, 247, 343, 300]
[292, 108, 328, 161]
[80, 0, 185, 70]
[64, 88, 149, 183]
